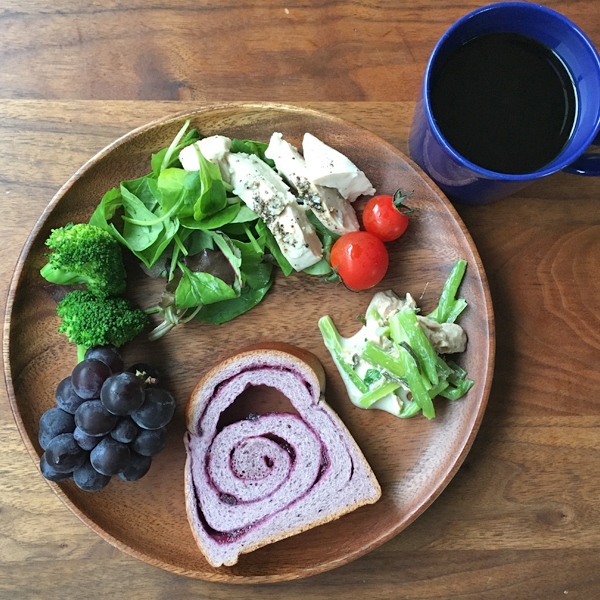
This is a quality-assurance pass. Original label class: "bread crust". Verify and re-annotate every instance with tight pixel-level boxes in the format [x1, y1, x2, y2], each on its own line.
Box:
[185, 342, 325, 434]
[184, 343, 381, 568]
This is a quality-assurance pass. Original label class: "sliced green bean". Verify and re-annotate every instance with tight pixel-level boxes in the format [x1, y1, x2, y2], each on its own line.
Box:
[428, 259, 467, 323]
[397, 347, 435, 419]
[439, 378, 474, 400]
[399, 400, 421, 419]
[428, 379, 450, 399]
[318, 316, 369, 394]
[361, 342, 407, 380]
[391, 308, 439, 385]
[359, 381, 400, 408]
[446, 298, 468, 323]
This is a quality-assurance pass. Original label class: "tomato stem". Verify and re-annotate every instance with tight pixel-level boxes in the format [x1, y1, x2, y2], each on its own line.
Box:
[392, 189, 414, 214]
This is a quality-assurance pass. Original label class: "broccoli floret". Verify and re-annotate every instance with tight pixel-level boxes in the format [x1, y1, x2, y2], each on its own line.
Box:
[41, 223, 126, 297]
[57, 290, 148, 361]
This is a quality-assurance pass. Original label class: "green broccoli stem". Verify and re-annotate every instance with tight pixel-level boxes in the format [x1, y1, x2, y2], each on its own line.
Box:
[77, 345, 88, 363]
[40, 263, 86, 286]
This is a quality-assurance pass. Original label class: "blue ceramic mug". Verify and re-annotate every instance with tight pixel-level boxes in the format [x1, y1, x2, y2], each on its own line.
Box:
[409, 2, 600, 205]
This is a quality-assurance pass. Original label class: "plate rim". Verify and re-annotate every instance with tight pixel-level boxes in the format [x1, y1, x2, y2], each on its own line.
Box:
[2, 101, 495, 583]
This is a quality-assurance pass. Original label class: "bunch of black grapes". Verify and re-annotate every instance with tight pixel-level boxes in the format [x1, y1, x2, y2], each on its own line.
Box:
[38, 346, 176, 491]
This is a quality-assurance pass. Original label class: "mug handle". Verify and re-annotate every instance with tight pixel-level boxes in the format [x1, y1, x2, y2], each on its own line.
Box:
[563, 133, 600, 175]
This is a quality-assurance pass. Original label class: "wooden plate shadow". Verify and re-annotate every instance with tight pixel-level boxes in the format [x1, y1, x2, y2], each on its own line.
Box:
[3, 103, 495, 583]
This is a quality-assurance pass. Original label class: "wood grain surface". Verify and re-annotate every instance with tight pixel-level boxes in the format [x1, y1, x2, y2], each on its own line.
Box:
[1, 0, 600, 598]
[4, 103, 493, 583]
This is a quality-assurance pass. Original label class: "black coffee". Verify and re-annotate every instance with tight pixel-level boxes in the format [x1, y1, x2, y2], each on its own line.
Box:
[430, 32, 577, 174]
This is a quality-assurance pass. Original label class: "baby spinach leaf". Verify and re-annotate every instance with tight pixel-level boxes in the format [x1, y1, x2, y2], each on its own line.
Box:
[89, 187, 123, 229]
[134, 217, 179, 268]
[157, 168, 188, 212]
[186, 230, 214, 255]
[230, 138, 275, 168]
[194, 281, 273, 325]
[180, 203, 241, 230]
[120, 186, 164, 251]
[192, 146, 227, 220]
[243, 261, 273, 290]
[306, 209, 341, 241]
[122, 176, 159, 212]
[255, 219, 294, 276]
[231, 204, 259, 223]
[175, 264, 238, 309]
[208, 231, 243, 291]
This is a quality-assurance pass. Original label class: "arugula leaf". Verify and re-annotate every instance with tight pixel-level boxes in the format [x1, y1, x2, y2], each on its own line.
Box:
[194, 281, 273, 324]
[230, 138, 275, 168]
[255, 219, 294, 276]
[175, 263, 238, 309]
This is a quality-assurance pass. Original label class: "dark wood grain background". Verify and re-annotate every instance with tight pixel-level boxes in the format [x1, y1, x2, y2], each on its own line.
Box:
[1, 1, 600, 598]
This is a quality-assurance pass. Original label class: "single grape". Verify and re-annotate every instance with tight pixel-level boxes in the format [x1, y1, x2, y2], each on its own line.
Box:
[118, 452, 152, 481]
[74, 427, 103, 451]
[55, 376, 86, 414]
[131, 388, 176, 430]
[90, 437, 130, 476]
[40, 452, 72, 482]
[71, 359, 112, 399]
[127, 363, 161, 387]
[73, 458, 111, 492]
[39, 407, 75, 450]
[131, 427, 167, 456]
[84, 345, 124, 373]
[45, 433, 87, 473]
[100, 372, 145, 416]
[75, 400, 118, 437]
[110, 417, 139, 444]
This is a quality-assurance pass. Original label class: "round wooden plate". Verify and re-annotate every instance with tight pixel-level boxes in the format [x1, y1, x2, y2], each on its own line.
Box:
[3, 103, 494, 583]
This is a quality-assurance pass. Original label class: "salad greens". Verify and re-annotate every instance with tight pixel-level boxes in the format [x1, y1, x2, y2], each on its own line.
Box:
[319, 260, 474, 420]
[87, 120, 334, 339]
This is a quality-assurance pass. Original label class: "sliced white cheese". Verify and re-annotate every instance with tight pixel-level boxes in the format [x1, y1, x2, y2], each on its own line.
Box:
[265, 132, 359, 236]
[269, 203, 323, 271]
[302, 132, 376, 202]
[179, 135, 233, 183]
[226, 152, 296, 224]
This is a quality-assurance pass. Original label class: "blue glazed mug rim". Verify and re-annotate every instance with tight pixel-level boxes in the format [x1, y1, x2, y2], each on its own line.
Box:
[423, 1, 600, 181]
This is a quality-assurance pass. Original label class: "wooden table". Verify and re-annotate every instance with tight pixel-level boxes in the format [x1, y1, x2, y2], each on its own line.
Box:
[1, 1, 600, 598]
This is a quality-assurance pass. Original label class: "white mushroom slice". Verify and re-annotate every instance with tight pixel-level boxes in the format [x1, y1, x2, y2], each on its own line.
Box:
[417, 316, 467, 354]
[179, 135, 233, 183]
[265, 133, 359, 236]
[302, 132, 376, 202]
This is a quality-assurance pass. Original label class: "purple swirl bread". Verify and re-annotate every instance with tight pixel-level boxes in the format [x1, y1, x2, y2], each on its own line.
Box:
[184, 343, 381, 568]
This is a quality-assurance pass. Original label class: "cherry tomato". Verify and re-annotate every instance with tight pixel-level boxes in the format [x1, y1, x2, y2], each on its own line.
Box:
[330, 231, 389, 291]
[363, 189, 413, 242]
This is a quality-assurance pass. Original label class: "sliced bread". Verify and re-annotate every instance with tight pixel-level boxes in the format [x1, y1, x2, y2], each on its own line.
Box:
[184, 343, 381, 568]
